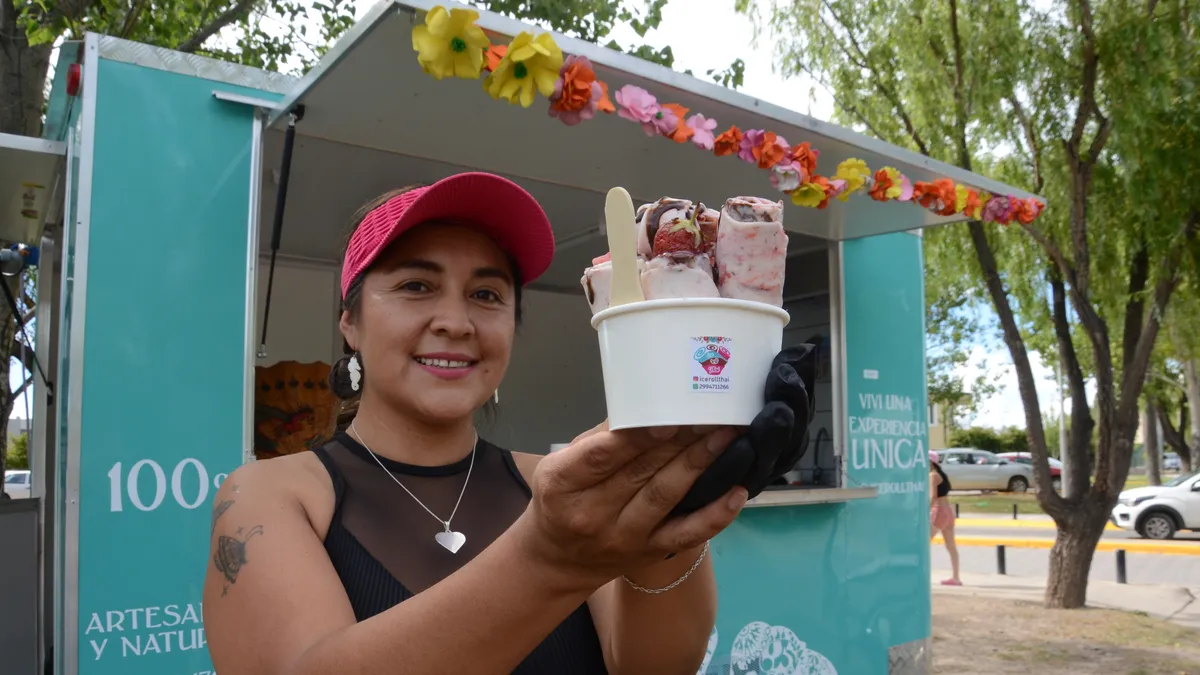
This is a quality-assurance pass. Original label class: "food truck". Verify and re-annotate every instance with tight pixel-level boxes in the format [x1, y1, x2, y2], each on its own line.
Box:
[0, 1, 1046, 673]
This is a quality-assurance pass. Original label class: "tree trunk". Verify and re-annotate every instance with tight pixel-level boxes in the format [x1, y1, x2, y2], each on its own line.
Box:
[0, 12, 55, 136]
[1045, 494, 1110, 608]
[1144, 400, 1161, 485]
[1186, 359, 1200, 472]
[0, 276, 16, 494]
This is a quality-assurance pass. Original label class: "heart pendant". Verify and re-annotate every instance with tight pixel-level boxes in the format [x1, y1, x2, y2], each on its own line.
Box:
[435, 530, 466, 554]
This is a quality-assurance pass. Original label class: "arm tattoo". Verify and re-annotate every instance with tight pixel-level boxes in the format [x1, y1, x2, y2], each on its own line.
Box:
[213, 525, 264, 597]
[211, 499, 234, 533]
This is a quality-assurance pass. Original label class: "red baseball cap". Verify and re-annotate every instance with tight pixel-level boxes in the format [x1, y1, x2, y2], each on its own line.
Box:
[340, 172, 555, 299]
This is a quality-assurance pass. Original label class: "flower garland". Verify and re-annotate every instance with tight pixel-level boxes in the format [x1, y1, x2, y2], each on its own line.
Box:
[411, 6, 1046, 225]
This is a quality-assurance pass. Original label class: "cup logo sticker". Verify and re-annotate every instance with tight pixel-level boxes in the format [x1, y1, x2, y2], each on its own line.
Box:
[691, 336, 732, 392]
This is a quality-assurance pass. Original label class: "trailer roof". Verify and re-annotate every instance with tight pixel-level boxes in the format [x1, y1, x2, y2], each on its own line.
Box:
[268, 0, 1041, 245]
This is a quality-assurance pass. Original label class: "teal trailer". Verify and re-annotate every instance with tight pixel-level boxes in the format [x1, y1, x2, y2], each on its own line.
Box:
[10, 2, 1043, 673]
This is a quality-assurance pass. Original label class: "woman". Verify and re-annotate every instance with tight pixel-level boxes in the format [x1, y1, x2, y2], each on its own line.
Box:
[929, 452, 962, 586]
[203, 172, 815, 674]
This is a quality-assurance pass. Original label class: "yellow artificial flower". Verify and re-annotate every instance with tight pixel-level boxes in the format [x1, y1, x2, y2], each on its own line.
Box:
[881, 167, 904, 200]
[955, 184, 970, 214]
[835, 158, 871, 201]
[484, 31, 564, 107]
[412, 6, 490, 80]
[790, 183, 827, 208]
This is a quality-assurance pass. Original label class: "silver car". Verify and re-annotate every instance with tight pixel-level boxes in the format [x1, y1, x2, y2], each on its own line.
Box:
[934, 448, 1034, 492]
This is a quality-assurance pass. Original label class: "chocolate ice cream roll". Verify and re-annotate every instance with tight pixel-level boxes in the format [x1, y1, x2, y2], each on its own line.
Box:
[715, 196, 789, 307]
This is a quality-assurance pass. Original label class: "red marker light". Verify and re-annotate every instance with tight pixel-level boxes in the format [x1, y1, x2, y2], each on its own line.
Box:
[67, 63, 81, 97]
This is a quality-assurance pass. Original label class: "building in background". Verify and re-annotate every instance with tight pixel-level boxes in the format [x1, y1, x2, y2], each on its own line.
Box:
[928, 394, 972, 450]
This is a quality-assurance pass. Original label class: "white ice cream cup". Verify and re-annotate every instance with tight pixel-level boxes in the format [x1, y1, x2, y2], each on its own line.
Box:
[591, 297, 790, 430]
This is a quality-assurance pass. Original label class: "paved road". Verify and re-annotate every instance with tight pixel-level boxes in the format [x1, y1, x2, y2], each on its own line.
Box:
[933, 513, 1200, 587]
[954, 515, 1200, 543]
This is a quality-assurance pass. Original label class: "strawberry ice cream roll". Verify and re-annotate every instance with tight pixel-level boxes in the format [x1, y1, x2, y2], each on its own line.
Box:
[639, 197, 720, 257]
[640, 252, 719, 300]
[580, 253, 646, 316]
[715, 196, 789, 306]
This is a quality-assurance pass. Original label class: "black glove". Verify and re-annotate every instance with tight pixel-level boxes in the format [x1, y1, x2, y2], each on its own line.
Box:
[671, 342, 819, 516]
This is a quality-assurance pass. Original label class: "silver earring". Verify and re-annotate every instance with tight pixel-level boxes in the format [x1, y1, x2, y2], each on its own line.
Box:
[348, 353, 362, 392]
[493, 389, 499, 404]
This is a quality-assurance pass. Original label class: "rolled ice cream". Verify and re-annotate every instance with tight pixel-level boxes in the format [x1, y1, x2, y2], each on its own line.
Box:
[715, 196, 788, 306]
[582, 193, 788, 314]
[640, 253, 720, 300]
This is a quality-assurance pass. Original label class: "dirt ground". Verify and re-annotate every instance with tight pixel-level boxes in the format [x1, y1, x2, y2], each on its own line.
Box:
[933, 594, 1200, 674]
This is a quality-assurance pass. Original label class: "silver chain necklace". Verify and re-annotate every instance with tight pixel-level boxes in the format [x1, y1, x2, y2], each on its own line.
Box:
[349, 421, 477, 554]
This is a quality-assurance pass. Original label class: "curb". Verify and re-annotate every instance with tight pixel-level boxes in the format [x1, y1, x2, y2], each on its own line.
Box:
[932, 535, 1200, 556]
[954, 517, 1120, 531]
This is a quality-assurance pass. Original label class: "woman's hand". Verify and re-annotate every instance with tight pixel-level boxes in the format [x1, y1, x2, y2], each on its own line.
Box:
[670, 343, 820, 516]
[513, 424, 747, 593]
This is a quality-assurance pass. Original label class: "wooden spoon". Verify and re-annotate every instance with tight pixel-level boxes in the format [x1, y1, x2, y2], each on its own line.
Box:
[604, 187, 645, 307]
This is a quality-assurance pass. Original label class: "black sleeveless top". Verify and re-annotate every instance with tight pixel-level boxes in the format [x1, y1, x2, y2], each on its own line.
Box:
[932, 462, 952, 497]
[312, 432, 608, 673]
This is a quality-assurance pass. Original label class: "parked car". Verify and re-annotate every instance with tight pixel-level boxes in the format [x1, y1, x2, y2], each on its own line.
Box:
[997, 452, 1063, 492]
[1111, 471, 1200, 539]
[3, 469, 31, 499]
[1162, 452, 1182, 472]
[932, 448, 1035, 492]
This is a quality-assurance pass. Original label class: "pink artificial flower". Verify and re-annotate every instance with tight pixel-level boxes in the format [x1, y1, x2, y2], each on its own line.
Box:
[687, 114, 718, 150]
[739, 129, 765, 163]
[981, 196, 1008, 222]
[615, 85, 660, 135]
[770, 160, 803, 192]
[651, 105, 679, 137]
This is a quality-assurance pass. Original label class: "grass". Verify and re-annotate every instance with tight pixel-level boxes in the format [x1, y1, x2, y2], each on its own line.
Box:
[949, 472, 1184, 515]
[950, 492, 1046, 515]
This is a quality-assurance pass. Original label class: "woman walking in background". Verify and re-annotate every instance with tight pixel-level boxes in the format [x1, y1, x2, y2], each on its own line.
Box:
[929, 453, 962, 586]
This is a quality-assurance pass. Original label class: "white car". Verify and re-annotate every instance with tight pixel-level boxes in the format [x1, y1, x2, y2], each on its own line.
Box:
[3, 469, 31, 499]
[1111, 471, 1200, 539]
[1162, 453, 1182, 472]
[933, 448, 1035, 492]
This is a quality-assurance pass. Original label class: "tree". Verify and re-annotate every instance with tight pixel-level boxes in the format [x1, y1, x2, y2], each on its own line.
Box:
[6, 432, 29, 471]
[737, 0, 1200, 608]
[925, 227, 1002, 428]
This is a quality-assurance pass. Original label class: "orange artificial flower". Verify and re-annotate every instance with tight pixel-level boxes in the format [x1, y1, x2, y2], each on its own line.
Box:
[809, 175, 836, 209]
[595, 80, 615, 113]
[868, 168, 894, 202]
[915, 179, 957, 216]
[551, 57, 598, 113]
[964, 189, 982, 220]
[485, 44, 507, 72]
[752, 130, 786, 169]
[1016, 197, 1044, 224]
[661, 103, 694, 143]
[789, 142, 819, 179]
[714, 125, 743, 157]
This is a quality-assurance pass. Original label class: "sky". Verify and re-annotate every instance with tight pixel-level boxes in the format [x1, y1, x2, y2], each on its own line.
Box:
[8, 0, 1051, 431]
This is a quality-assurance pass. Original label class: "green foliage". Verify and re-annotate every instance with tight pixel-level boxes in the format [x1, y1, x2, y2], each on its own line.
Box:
[6, 433, 29, 471]
[950, 426, 1029, 454]
[478, 0, 744, 86]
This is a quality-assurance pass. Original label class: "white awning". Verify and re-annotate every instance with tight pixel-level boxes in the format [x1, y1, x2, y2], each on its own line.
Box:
[0, 133, 65, 245]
